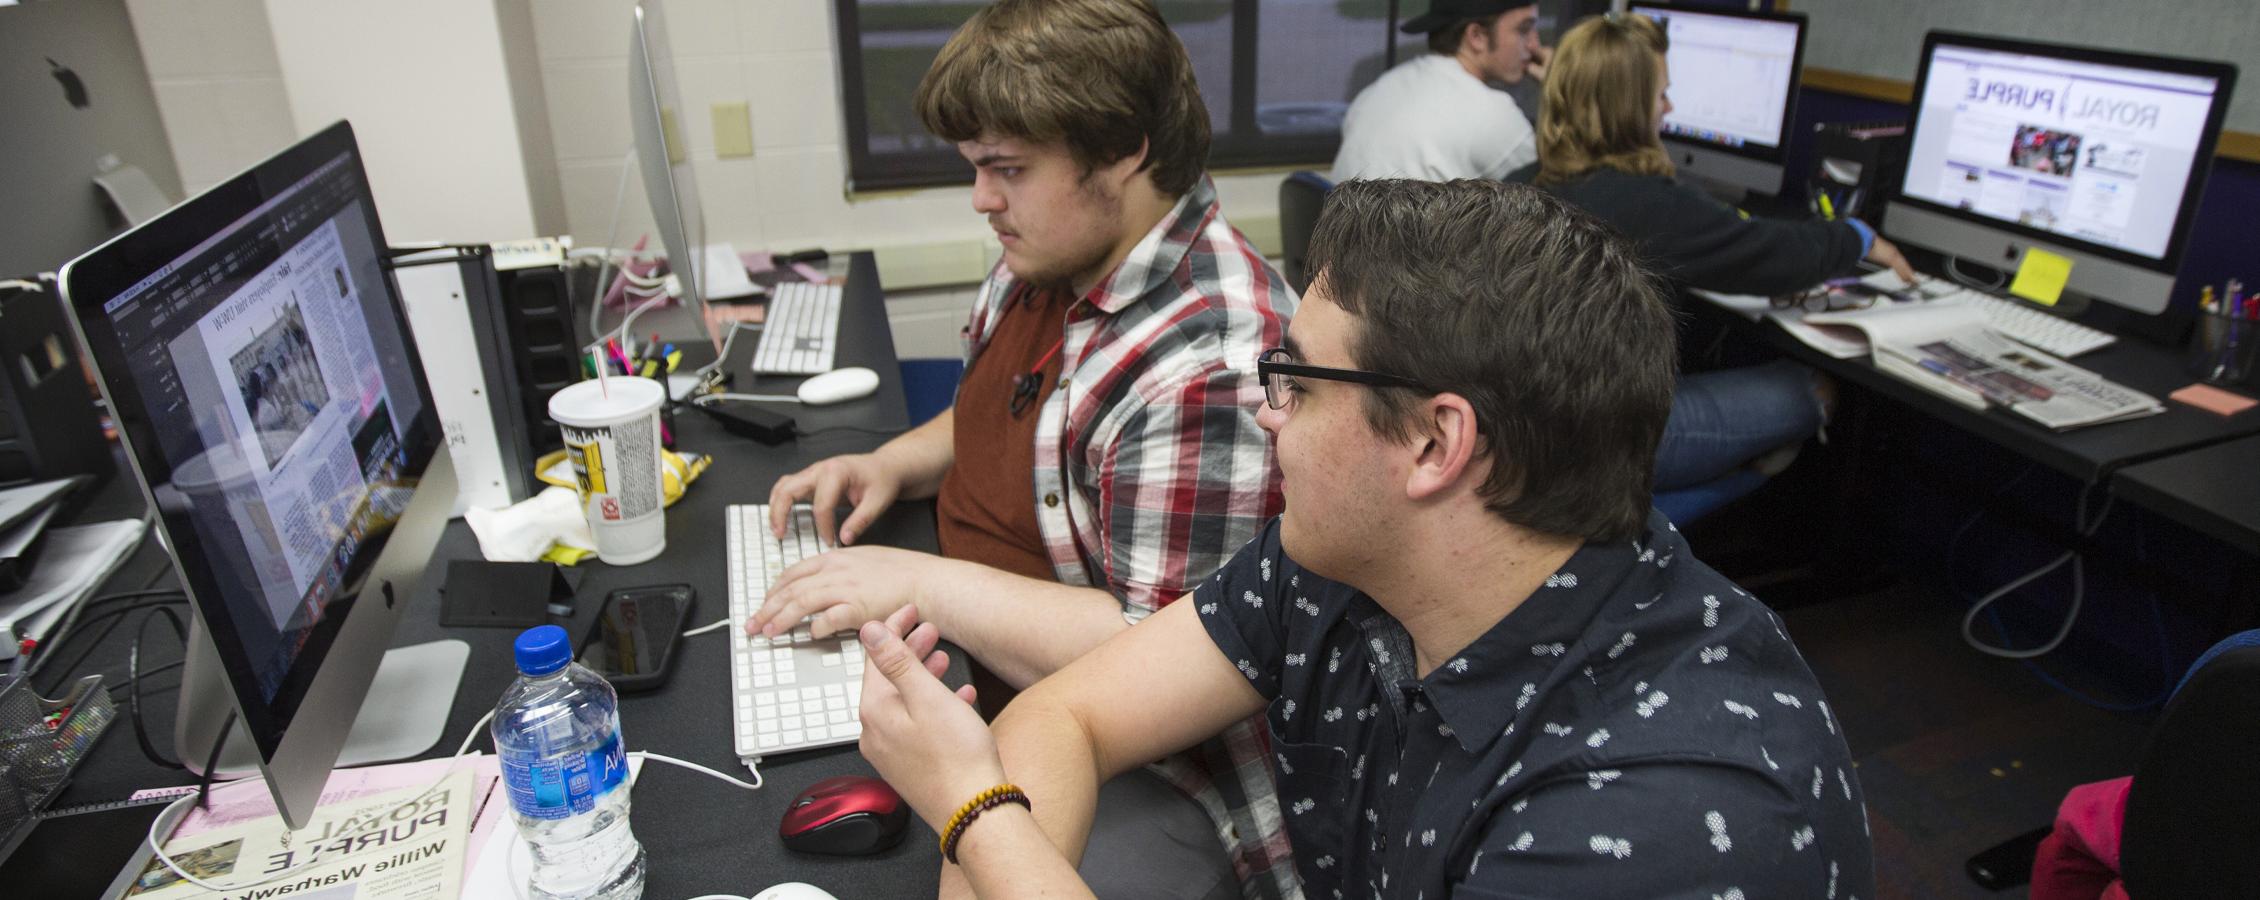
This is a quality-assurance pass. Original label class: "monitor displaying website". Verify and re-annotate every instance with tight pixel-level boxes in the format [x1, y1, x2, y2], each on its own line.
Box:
[1637, 6, 1802, 152]
[91, 152, 423, 706]
[1900, 41, 2224, 261]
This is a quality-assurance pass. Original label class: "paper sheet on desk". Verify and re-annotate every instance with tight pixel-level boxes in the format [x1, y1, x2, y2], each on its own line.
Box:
[1689, 287, 1990, 360]
[136, 756, 502, 840]
[125, 769, 476, 900]
[461, 755, 644, 897]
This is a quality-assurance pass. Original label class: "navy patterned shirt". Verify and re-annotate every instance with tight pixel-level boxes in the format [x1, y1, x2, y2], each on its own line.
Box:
[1194, 512, 1876, 899]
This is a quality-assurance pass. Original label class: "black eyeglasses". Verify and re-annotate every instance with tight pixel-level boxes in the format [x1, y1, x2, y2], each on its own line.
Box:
[1256, 348, 1429, 410]
[1771, 279, 1906, 314]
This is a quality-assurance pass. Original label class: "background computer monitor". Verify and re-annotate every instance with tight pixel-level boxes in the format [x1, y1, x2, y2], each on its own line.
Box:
[59, 121, 465, 830]
[1884, 32, 2237, 315]
[629, 0, 708, 321]
[1631, 5, 1808, 197]
[0, 0, 182, 276]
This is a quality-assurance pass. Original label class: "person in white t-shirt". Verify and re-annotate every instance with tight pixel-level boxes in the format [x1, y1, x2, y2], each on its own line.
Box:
[1330, 0, 1545, 183]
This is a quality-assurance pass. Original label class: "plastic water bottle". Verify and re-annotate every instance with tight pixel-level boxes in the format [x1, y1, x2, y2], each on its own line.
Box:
[493, 625, 646, 900]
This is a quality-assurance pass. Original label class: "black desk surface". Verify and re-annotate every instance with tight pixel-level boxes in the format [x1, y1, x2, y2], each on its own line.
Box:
[2111, 433, 2260, 557]
[1705, 295, 2260, 485]
[39, 252, 953, 899]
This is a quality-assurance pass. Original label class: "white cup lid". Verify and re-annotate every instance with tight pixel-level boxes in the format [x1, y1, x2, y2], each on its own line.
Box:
[550, 377, 665, 425]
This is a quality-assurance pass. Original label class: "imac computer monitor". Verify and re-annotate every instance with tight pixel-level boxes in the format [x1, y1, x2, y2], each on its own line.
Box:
[1885, 32, 2236, 315]
[1631, 5, 1808, 196]
[58, 121, 465, 829]
[630, 0, 708, 318]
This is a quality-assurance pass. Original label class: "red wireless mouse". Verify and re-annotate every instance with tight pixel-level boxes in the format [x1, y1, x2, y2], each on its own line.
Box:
[779, 775, 911, 856]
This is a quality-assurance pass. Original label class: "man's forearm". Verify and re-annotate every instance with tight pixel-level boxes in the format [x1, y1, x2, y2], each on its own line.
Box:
[941, 683, 1115, 899]
[922, 566, 1129, 689]
[874, 406, 956, 500]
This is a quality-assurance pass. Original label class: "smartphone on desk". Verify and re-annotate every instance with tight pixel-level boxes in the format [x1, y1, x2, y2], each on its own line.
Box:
[576, 584, 695, 693]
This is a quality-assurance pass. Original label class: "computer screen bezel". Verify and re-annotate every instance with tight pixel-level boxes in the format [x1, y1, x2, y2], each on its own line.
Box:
[1631, 4, 1810, 166]
[1891, 30, 2238, 277]
[56, 120, 442, 762]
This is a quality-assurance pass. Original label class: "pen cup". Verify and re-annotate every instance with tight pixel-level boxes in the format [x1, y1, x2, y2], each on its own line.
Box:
[2188, 308, 2260, 387]
[549, 377, 668, 565]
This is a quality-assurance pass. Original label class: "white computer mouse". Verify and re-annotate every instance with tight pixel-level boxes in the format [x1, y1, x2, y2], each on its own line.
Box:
[796, 366, 881, 405]
[751, 883, 840, 900]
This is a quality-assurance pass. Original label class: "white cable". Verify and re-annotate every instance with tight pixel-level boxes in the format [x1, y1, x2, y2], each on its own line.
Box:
[0, 278, 42, 292]
[1961, 490, 2116, 659]
[682, 618, 732, 637]
[628, 751, 765, 791]
[614, 292, 673, 360]
[589, 145, 640, 350]
[143, 709, 500, 893]
[1945, 254, 2009, 292]
[684, 322, 756, 385]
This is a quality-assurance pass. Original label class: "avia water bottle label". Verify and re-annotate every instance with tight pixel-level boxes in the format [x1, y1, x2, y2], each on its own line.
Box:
[589, 730, 628, 796]
[503, 732, 629, 820]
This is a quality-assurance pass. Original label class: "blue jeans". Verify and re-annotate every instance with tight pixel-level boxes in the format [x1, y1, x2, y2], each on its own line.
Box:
[1655, 360, 1825, 492]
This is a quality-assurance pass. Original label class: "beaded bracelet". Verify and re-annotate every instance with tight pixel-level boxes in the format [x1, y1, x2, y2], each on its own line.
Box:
[939, 783, 1032, 864]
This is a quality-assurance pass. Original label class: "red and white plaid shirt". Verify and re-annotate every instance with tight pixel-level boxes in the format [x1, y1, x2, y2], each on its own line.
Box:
[962, 177, 1301, 898]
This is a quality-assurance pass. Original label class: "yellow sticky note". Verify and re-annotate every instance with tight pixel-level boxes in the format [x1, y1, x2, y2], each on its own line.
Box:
[2009, 247, 2074, 307]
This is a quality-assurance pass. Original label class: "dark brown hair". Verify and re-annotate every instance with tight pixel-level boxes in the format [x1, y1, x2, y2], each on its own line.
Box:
[915, 0, 1211, 196]
[1427, 12, 1507, 55]
[1306, 179, 1677, 542]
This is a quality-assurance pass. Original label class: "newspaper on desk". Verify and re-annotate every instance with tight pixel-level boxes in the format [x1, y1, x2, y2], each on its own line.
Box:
[1803, 302, 2165, 430]
[123, 768, 473, 900]
[1689, 288, 1906, 359]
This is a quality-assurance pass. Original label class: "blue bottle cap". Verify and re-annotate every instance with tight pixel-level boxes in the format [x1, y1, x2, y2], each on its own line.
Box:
[513, 625, 572, 676]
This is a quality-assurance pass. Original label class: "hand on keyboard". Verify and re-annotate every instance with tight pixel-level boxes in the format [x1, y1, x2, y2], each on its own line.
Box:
[854, 605, 997, 835]
[767, 453, 905, 546]
[747, 544, 963, 641]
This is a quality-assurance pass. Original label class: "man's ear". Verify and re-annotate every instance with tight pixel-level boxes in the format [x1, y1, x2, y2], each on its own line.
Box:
[1105, 137, 1154, 191]
[1463, 19, 1490, 53]
[1404, 393, 1482, 502]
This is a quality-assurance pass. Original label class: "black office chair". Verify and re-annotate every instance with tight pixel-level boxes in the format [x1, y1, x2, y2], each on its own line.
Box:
[1982, 628, 2260, 896]
[1278, 171, 1333, 294]
[2120, 629, 2260, 898]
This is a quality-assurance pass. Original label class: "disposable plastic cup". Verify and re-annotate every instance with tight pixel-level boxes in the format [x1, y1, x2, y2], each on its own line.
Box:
[549, 377, 667, 565]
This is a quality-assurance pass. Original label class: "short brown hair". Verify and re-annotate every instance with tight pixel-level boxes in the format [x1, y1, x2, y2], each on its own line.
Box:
[915, 0, 1211, 197]
[1306, 179, 1676, 542]
[1535, 13, 1675, 185]
[1426, 12, 1505, 55]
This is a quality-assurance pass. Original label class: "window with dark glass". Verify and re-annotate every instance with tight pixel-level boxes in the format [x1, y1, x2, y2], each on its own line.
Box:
[834, 0, 1619, 191]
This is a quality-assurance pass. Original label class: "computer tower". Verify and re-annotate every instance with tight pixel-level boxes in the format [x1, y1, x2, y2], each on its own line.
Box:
[1808, 121, 1907, 225]
[490, 240, 580, 458]
[0, 278, 114, 485]
[391, 246, 540, 514]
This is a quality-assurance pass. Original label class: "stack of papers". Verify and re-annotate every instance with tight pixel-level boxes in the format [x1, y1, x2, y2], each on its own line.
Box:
[0, 519, 145, 659]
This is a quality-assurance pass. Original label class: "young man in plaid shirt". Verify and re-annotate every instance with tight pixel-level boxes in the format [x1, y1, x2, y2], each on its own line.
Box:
[743, 1, 1298, 897]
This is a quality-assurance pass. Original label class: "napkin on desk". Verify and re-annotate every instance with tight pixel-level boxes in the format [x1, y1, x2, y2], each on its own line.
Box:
[465, 487, 597, 565]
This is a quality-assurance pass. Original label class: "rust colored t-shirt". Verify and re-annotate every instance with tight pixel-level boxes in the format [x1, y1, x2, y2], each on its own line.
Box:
[936, 285, 1071, 715]
[936, 284, 1071, 581]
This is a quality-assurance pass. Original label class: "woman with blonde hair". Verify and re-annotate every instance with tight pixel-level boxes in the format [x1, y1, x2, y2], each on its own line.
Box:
[1537, 12, 1916, 503]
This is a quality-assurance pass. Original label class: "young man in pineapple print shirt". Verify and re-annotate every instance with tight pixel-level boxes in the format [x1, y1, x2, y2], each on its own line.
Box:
[849, 179, 1876, 899]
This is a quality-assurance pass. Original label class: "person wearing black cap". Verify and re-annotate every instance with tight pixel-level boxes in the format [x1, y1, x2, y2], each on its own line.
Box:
[1330, 0, 1545, 183]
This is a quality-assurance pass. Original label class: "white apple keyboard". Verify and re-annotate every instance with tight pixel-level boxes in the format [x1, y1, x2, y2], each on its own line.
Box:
[1860, 271, 2117, 358]
[752, 281, 843, 375]
[726, 503, 863, 762]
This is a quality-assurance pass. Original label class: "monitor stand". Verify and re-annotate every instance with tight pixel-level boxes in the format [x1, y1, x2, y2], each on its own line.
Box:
[176, 630, 470, 779]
